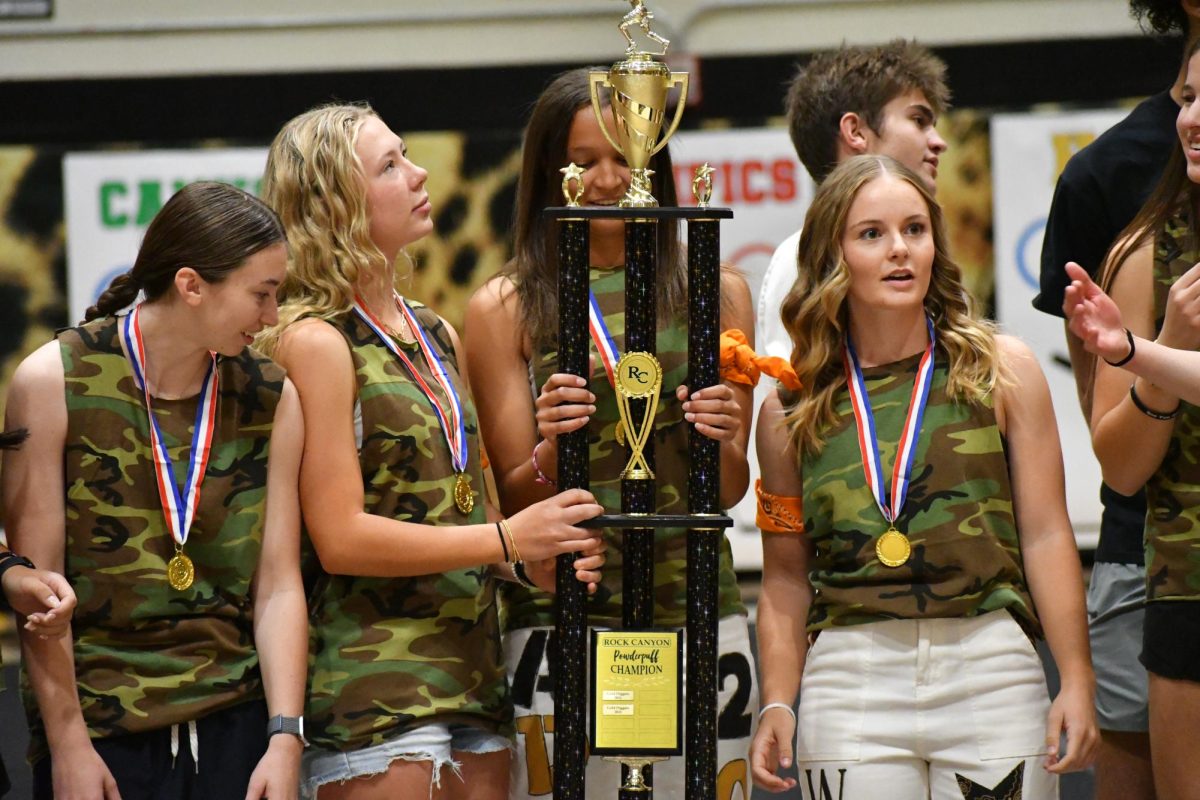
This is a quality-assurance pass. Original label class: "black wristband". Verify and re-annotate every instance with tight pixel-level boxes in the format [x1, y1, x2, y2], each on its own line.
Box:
[495, 522, 510, 563]
[1129, 384, 1180, 421]
[0, 551, 35, 583]
[1104, 328, 1136, 367]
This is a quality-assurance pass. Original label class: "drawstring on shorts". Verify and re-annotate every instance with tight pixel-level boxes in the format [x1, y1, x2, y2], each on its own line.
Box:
[170, 719, 200, 773]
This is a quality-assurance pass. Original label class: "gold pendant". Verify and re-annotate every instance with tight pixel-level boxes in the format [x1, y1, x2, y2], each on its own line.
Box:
[167, 551, 195, 591]
[615, 420, 626, 447]
[875, 527, 911, 568]
[454, 473, 474, 515]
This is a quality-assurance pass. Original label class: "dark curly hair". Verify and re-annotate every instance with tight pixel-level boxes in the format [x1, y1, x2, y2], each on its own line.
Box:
[1129, 0, 1189, 36]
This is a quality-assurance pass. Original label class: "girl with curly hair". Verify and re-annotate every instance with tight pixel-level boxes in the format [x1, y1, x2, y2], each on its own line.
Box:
[750, 155, 1096, 798]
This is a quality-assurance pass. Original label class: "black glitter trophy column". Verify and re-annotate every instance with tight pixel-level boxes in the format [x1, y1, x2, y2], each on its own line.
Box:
[552, 189, 590, 800]
[685, 166, 723, 800]
[547, 5, 732, 799]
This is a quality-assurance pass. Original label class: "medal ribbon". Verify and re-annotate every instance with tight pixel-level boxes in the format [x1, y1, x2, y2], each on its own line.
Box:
[843, 317, 936, 527]
[120, 305, 219, 550]
[352, 293, 469, 473]
[588, 290, 620, 388]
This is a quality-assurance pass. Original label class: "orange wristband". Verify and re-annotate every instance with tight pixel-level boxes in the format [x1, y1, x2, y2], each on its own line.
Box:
[755, 479, 804, 533]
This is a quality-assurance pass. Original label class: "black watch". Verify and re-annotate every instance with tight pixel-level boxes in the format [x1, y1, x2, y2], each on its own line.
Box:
[266, 714, 307, 747]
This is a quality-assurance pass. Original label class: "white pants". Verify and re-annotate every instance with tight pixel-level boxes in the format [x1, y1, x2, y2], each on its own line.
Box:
[504, 615, 757, 800]
[796, 611, 1057, 800]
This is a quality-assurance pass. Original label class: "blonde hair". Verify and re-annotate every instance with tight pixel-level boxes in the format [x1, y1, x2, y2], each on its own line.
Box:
[257, 102, 391, 355]
[782, 155, 1006, 456]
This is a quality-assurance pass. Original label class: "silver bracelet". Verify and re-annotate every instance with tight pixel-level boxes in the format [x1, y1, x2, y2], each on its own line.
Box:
[758, 701, 796, 721]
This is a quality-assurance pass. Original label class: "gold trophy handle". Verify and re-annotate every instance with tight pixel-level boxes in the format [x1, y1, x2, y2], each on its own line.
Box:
[650, 72, 689, 158]
[588, 72, 626, 158]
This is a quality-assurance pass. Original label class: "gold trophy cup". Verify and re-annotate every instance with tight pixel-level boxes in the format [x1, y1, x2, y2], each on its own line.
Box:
[589, 4, 688, 208]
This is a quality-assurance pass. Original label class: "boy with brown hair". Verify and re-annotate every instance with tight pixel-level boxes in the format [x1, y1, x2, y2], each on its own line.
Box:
[757, 40, 950, 362]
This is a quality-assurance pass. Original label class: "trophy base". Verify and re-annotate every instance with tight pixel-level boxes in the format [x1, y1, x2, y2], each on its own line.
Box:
[603, 756, 669, 792]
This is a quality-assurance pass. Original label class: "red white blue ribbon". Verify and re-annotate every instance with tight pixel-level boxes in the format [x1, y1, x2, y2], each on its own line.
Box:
[588, 290, 620, 388]
[352, 293, 469, 474]
[843, 317, 936, 527]
[120, 305, 219, 549]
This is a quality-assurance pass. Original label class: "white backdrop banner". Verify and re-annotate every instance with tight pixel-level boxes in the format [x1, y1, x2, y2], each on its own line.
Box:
[64, 149, 268, 325]
[671, 128, 814, 569]
[991, 109, 1127, 547]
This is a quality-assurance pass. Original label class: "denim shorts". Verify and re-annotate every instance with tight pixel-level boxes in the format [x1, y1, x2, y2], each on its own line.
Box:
[301, 722, 511, 800]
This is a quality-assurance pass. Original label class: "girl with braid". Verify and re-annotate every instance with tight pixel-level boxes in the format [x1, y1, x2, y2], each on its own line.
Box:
[3, 181, 308, 800]
[464, 68, 757, 799]
[257, 103, 604, 800]
[750, 156, 1096, 798]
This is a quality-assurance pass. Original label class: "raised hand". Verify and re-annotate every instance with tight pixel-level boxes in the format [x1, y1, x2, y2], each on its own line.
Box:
[1062, 262, 1132, 364]
[1156, 261, 1200, 349]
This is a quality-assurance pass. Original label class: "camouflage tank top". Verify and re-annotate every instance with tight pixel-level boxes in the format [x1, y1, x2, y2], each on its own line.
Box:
[305, 303, 509, 751]
[800, 352, 1039, 634]
[44, 316, 283, 750]
[1147, 210, 1200, 602]
[505, 265, 745, 630]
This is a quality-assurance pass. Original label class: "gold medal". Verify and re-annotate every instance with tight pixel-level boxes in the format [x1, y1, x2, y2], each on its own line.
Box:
[167, 549, 195, 591]
[875, 527, 911, 568]
[454, 473, 474, 515]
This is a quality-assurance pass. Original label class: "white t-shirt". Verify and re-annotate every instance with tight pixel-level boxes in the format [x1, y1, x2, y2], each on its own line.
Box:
[755, 228, 802, 362]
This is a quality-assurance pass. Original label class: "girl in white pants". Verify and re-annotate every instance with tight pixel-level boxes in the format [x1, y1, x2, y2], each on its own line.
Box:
[750, 155, 1097, 799]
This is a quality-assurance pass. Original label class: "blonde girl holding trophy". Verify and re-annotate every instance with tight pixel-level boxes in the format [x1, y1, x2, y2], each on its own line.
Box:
[257, 103, 604, 800]
[464, 68, 757, 799]
[749, 155, 1096, 798]
[4, 182, 308, 800]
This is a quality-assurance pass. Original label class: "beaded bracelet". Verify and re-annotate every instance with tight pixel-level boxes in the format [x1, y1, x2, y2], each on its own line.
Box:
[1104, 328, 1136, 367]
[531, 440, 556, 486]
[758, 702, 796, 722]
[1129, 383, 1180, 421]
[511, 560, 539, 590]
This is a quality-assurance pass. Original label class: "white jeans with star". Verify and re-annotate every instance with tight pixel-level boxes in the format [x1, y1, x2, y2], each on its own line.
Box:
[795, 610, 1057, 800]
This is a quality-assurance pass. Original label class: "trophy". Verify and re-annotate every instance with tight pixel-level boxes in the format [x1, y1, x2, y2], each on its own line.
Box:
[548, 4, 732, 800]
[588, 2, 688, 207]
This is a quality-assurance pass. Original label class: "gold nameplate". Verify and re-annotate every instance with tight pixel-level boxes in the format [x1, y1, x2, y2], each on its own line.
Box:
[875, 527, 911, 568]
[167, 550, 195, 591]
[614, 351, 662, 480]
[454, 473, 474, 515]
[590, 629, 682, 755]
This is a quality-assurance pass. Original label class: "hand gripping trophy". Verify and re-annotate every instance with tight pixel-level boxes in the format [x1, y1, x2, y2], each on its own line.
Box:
[548, 4, 734, 799]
